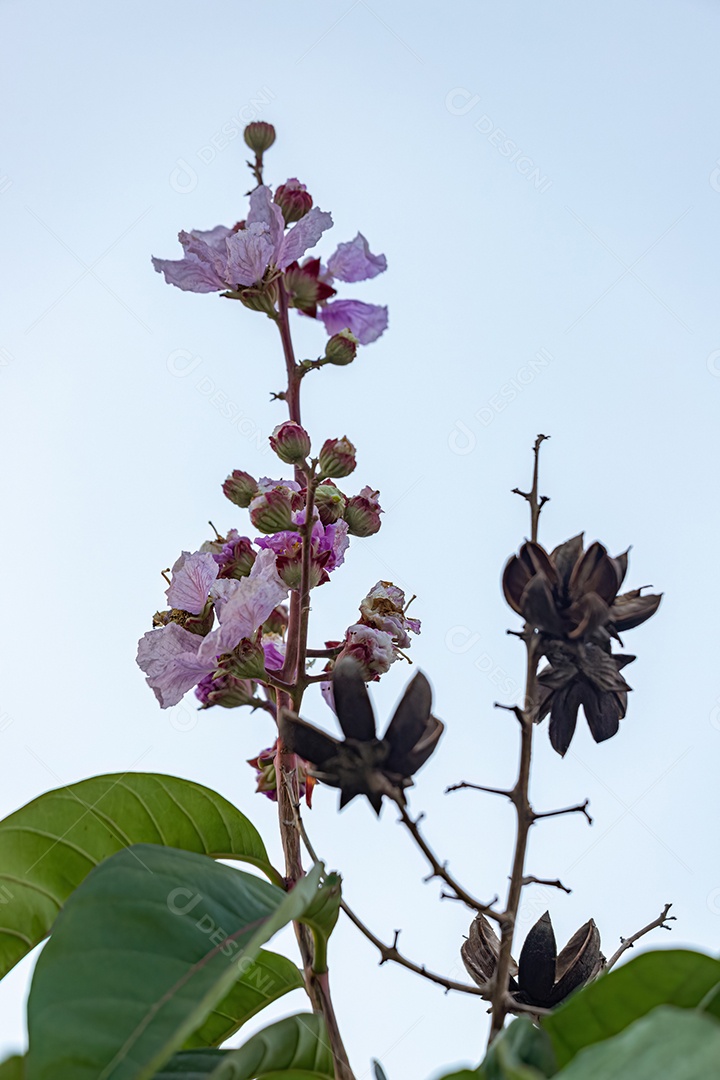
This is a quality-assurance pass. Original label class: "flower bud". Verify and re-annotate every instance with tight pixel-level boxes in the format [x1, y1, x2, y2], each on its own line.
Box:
[249, 487, 295, 533]
[318, 436, 357, 479]
[344, 493, 382, 537]
[274, 179, 313, 225]
[237, 280, 279, 318]
[222, 638, 268, 681]
[243, 122, 276, 154]
[196, 671, 259, 709]
[263, 604, 289, 636]
[324, 330, 358, 367]
[223, 470, 259, 508]
[315, 481, 347, 525]
[269, 421, 311, 465]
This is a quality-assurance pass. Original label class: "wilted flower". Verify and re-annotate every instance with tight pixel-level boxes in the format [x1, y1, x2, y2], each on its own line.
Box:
[503, 534, 661, 754]
[196, 672, 261, 710]
[335, 624, 396, 678]
[248, 739, 316, 807]
[256, 516, 349, 589]
[537, 643, 635, 756]
[462, 911, 603, 1010]
[279, 658, 443, 814]
[502, 535, 660, 644]
[359, 581, 420, 649]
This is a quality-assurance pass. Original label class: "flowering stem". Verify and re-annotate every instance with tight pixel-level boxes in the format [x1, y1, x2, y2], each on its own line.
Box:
[276, 278, 301, 426]
[270, 302, 355, 1080]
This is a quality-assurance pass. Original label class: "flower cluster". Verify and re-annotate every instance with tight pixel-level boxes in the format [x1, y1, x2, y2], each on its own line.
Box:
[152, 185, 388, 344]
[280, 658, 443, 814]
[503, 535, 661, 754]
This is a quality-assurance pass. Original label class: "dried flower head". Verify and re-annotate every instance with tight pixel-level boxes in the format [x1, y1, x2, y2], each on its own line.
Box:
[279, 658, 443, 814]
[462, 911, 603, 1010]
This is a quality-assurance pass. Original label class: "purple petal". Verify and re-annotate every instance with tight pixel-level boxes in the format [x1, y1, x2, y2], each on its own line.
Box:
[190, 225, 233, 250]
[327, 233, 387, 283]
[247, 185, 285, 255]
[277, 208, 333, 268]
[166, 551, 219, 615]
[319, 300, 388, 345]
[263, 640, 286, 670]
[198, 549, 288, 663]
[225, 223, 276, 287]
[152, 227, 233, 293]
[136, 624, 214, 708]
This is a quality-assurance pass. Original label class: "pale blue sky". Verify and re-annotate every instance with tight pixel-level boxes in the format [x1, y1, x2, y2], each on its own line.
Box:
[1, 1, 720, 1075]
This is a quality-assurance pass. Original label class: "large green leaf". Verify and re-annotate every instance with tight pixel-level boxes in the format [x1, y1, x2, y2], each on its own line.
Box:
[435, 1018, 557, 1080]
[0, 1057, 23, 1079]
[554, 1006, 720, 1079]
[155, 1014, 334, 1079]
[184, 950, 303, 1048]
[0, 772, 279, 982]
[26, 845, 327, 1080]
[543, 949, 720, 1068]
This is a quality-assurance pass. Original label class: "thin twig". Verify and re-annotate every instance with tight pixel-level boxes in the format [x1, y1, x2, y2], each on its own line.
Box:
[605, 903, 675, 971]
[512, 433, 550, 542]
[289, 794, 490, 997]
[534, 799, 593, 825]
[392, 798, 503, 922]
[521, 875, 572, 894]
[445, 781, 513, 799]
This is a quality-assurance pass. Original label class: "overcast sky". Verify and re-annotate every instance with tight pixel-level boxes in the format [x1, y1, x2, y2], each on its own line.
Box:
[2, 1, 720, 1076]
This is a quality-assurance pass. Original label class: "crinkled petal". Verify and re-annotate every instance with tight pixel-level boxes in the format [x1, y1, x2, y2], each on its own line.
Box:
[319, 300, 388, 345]
[136, 624, 213, 708]
[166, 551, 219, 615]
[225, 223, 276, 286]
[247, 185, 285, 255]
[152, 227, 233, 293]
[278, 208, 333, 268]
[152, 251, 225, 293]
[327, 233, 387, 283]
[198, 549, 287, 662]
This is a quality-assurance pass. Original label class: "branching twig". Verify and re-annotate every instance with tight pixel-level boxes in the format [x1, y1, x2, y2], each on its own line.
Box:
[289, 792, 491, 998]
[605, 903, 675, 971]
[534, 799, 593, 825]
[392, 798, 503, 922]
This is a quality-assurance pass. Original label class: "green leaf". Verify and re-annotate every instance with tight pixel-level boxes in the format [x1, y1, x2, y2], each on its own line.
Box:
[554, 1006, 720, 1079]
[0, 772, 279, 983]
[435, 1019, 557, 1080]
[0, 1056, 24, 1079]
[483, 1018, 557, 1079]
[297, 871, 342, 973]
[184, 950, 303, 1048]
[26, 845, 327, 1080]
[543, 949, 720, 1068]
[155, 1014, 334, 1079]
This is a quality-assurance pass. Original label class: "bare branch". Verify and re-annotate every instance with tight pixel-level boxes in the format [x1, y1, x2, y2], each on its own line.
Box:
[393, 798, 503, 922]
[288, 789, 490, 998]
[605, 903, 675, 971]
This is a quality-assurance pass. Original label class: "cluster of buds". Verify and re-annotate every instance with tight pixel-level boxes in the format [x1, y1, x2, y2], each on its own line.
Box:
[503, 535, 661, 754]
[280, 658, 443, 814]
[462, 911, 603, 1010]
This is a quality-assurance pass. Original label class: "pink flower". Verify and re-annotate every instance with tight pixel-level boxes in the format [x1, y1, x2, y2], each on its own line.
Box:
[318, 299, 388, 345]
[137, 550, 288, 708]
[153, 186, 333, 293]
[166, 551, 219, 615]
